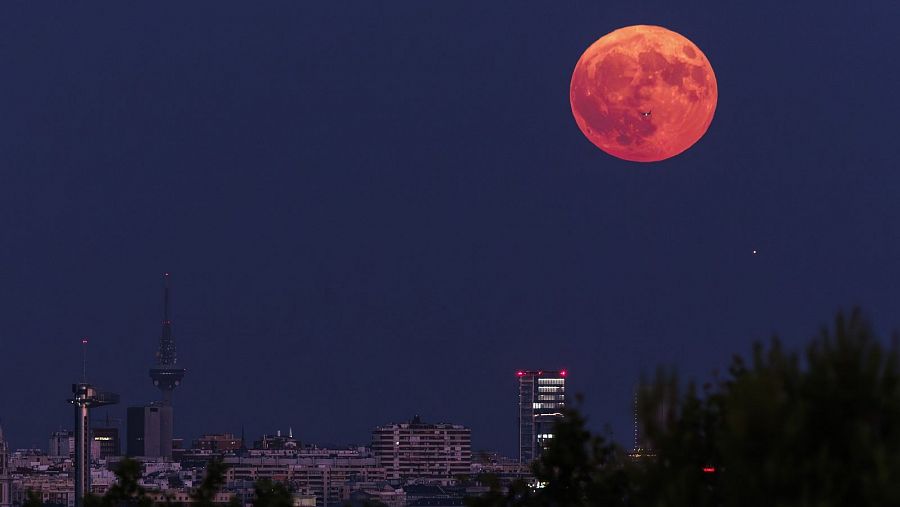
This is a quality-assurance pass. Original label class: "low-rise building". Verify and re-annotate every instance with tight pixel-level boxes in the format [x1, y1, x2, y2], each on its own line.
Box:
[192, 434, 242, 453]
[224, 453, 386, 507]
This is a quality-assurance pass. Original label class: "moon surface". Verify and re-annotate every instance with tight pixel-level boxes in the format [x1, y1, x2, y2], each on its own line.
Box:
[570, 25, 717, 162]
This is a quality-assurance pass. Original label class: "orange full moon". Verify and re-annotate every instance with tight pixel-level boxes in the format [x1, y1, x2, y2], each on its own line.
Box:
[570, 25, 717, 162]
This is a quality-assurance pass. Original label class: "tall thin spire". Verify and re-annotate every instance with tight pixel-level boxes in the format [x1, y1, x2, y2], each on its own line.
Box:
[163, 272, 169, 321]
[81, 337, 89, 383]
[157, 272, 177, 367]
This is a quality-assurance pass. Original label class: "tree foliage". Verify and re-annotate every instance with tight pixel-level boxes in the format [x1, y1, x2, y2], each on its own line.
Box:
[470, 308, 900, 507]
[251, 478, 293, 507]
[83, 458, 152, 507]
[467, 402, 635, 507]
[191, 459, 229, 507]
[23, 490, 44, 507]
[80, 457, 238, 507]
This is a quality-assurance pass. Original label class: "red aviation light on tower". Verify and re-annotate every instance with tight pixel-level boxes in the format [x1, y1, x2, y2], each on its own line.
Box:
[702, 467, 716, 473]
[516, 371, 525, 377]
[560, 370, 567, 377]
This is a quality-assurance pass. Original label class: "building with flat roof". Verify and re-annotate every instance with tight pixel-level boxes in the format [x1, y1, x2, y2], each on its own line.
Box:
[192, 434, 242, 453]
[517, 369, 566, 464]
[49, 430, 73, 457]
[127, 404, 172, 458]
[92, 427, 120, 459]
[224, 454, 386, 507]
[372, 416, 471, 484]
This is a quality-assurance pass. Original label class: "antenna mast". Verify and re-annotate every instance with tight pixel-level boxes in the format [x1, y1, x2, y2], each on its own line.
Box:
[81, 337, 89, 383]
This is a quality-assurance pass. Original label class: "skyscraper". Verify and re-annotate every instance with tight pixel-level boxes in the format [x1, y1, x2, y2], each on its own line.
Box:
[133, 273, 185, 458]
[517, 369, 566, 464]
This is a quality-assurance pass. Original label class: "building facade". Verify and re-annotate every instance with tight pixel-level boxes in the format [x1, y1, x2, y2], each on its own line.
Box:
[192, 434, 242, 453]
[127, 404, 171, 458]
[224, 454, 386, 507]
[517, 369, 566, 464]
[12, 476, 75, 507]
[48, 431, 102, 460]
[371, 416, 471, 484]
[252, 430, 299, 451]
[92, 427, 120, 459]
[49, 430, 73, 457]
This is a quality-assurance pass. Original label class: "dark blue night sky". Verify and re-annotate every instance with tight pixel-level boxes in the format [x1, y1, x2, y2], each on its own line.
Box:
[1, 1, 899, 454]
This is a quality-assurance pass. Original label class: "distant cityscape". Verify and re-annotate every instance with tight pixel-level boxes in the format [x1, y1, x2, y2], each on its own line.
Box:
[0, 276, 571, 507]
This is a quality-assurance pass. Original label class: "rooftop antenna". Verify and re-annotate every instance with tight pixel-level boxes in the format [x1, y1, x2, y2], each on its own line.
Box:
[81, 337, 89, 383]
[163, 272, 170, 324]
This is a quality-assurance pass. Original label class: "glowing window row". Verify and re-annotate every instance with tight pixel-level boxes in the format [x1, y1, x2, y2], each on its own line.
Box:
[532, 402, 564, 409]
[538, 386, 564, 392]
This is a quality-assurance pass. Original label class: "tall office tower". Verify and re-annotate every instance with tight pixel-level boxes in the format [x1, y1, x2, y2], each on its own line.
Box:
[69, 383, 119, 507]
[372, 416, 472, 484]
[517, 369, 567, 464]
[126, 404, 172, 457]
[146, 273, 185, 458]
[0, 423, 10, 507]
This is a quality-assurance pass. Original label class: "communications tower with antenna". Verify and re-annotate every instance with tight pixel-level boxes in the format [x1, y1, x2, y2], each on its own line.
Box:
[69, 338, 119, 507]
[146, 273, 185, 458]
[149, 273, 186, 404]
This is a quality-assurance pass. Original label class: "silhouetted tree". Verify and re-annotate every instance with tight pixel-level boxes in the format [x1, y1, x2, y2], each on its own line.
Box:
[81, 457, 236, 507]
[466, 398, 635, 507]
[22, 491, 43, 507]
[251, 479, 293, 507]
[639, 307, 900, 507]
[191, 459, 229, 507]
[83, 458, 152, 507]
[470, 308, 900, 507]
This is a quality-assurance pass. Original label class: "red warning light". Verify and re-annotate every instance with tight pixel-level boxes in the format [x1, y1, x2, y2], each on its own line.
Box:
[560, 370, 567, 377]
[516, 371, 525, 377]
[702, 467, 716, 473]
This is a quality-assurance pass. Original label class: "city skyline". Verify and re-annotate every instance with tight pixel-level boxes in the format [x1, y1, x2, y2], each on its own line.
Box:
[2, 0, 899, 461]
[6, 275, 579, 455]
